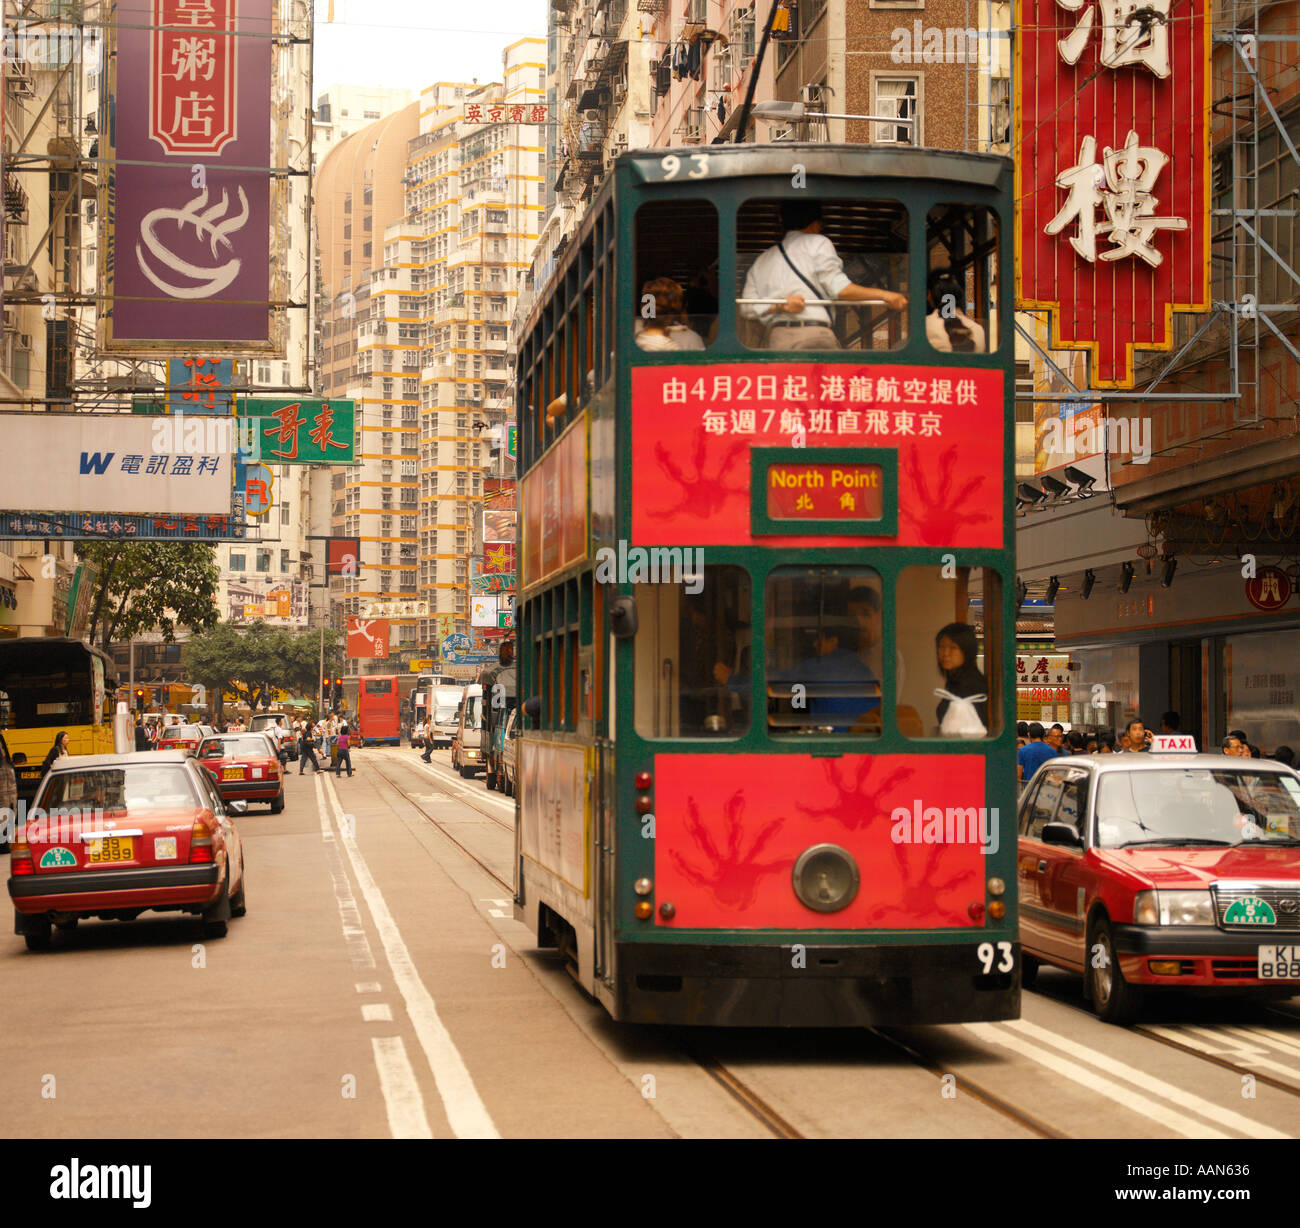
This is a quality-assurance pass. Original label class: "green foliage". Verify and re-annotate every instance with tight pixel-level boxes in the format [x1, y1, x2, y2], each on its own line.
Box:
[186, 622, 343, 711]
[77, 542, 220, 651]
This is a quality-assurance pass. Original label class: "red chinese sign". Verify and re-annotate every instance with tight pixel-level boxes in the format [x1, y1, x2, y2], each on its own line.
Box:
[631, 364, 1004, 549]
[463, 104, 548, 125]
[347, 618, 389, 659]
[150, 0, 238, 155]
[766, 463, 884, 521]
[1015, 0, 1210, 387]
[1245, 566, 1293, 612]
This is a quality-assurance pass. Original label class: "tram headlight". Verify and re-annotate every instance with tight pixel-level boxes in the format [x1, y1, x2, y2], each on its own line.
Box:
[791, 844, 860, 913]
[987, 877, 1006, 897]
[634, 877, 653, 896]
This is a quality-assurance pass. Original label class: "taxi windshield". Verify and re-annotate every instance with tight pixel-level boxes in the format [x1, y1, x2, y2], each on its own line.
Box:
[219, 736, 275, 758]
[1095, 768, 1300, 848]
[38, 766, 200, 811]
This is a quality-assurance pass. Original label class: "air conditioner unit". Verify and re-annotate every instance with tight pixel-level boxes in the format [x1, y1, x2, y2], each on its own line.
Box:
[7, 65, 33, 97]
[685, 124, 703, 142]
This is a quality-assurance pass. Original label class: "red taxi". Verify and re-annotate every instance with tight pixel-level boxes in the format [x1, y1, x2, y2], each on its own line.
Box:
[1018, 737, 1300, 1022]
[8, 752, 246, 950]
[156, 724, 215, 755]
[196, 734, 285, 812]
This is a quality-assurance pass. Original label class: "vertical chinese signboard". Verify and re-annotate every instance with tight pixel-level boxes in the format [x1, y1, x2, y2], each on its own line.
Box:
[1016, 0, 1210, 387]
[101, 0, 279, 353]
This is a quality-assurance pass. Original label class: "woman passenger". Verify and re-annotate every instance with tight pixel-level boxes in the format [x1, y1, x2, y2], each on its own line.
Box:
[634, 277, 706, 352]
[925, 268, 987, 353]
[934, 623, 988, 729]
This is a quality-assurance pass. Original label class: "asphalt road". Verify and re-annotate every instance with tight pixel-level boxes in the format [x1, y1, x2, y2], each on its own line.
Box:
[4, 745, 1300, 1140]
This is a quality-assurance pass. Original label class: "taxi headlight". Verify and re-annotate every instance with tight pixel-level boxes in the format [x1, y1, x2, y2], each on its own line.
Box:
[1157, 890, 1215, 926]
[1133, 890, 1159, 926]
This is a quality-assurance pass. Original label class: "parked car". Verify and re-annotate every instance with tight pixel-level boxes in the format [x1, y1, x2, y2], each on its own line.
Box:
[500, 707, 519, 798]
[1017, 742, 1300, 1023]
[450, 685, 484, 778]
[196, 734, 285, 813]
[8, 751, 247, 949]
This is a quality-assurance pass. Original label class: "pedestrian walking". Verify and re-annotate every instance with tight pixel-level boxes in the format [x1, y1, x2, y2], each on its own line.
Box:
[134, 715, 150, 751]
[336, 726, 354, 777]
[298, 723, 321, 774]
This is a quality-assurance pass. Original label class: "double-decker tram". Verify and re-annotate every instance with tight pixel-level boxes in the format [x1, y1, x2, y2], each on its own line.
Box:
[356, 675, 402, 746]
[0, 638, 117, 803]
[515, 145, 1017, 1026]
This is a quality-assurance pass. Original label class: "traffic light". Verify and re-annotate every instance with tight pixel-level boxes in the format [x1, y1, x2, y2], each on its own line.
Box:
[134, 687, 146, 708]
[322, 676, 331, 692]
[333, 680, 343, 707]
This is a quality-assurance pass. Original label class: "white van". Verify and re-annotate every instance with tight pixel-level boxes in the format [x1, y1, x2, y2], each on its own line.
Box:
[427, 685, 464, 749]
[450, 685, 484, 777]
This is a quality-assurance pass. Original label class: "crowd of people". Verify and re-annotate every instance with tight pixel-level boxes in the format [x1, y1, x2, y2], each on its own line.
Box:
[122, 712, 357, 778]
[1017, 709, 1296, 782]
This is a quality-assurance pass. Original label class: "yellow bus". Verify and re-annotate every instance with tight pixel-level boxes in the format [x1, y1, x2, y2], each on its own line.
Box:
[0, 638, 117, 802]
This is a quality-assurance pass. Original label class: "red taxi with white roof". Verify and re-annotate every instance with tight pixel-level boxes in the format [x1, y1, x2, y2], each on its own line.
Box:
[8, 751, 246, 950]
[196, 734, 285, 812]
[156, 723, 215, 755]
[1018, 733, 1300, 1022]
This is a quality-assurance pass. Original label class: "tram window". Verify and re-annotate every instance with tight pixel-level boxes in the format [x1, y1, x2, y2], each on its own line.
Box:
[633, 565, 751, 738]
[736, 198, 908, 352]
[634, 199, 719, 351]
[925, 204, 999, 354]
[897, 565, 1002, 740]
[765, 567, 883, 738]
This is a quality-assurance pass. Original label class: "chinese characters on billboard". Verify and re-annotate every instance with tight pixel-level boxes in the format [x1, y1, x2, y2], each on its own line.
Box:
[347, 618, 390, 659]
[1015, 0, 1210, 387]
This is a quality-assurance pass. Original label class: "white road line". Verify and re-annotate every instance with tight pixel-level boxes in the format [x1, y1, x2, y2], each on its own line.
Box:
[1148, 1025, 1300, 1083]
[381, 750, 515, 814]
[355, 982, 382, 994]
[318, 792, 376, 972]
[1004, 1018, 1289, 1139]
[319, 772, 500, 1139]
[1227, 1024, 1300, 1059]
[371, 1037, 435, 1140]
[966, 1023, 1232, 1138]
[362, 1003, 394, 1022]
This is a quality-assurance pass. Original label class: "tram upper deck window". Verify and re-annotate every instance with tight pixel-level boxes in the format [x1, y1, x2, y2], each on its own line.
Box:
[634, 199, 719, 351]
[925, 204, 999, 354]
[765, 567, 883, 738]
[633, 565, 750, 738]
[736, 199, 908, 352]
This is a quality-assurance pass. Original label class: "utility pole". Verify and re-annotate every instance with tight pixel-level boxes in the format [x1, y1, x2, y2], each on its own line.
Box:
[318, 623, 325, 714]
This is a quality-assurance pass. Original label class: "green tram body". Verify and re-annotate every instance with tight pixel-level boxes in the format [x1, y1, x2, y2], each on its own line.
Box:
[514, 145, 1019, 1027]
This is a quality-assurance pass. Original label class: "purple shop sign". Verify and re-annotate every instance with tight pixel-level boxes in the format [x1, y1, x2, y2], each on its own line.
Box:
[100, 0, 278, 353]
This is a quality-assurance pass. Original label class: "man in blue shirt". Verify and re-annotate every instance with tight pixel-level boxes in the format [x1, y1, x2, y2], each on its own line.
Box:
[1017, 722, 1061, 782]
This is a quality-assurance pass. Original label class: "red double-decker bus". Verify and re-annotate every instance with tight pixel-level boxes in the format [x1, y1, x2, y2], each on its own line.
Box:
[513, 145, 1019, 1027]
[357, 675, 401, 747]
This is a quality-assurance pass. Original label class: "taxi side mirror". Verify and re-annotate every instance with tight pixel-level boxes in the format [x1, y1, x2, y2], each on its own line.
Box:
[1042, 821, 1082, 847]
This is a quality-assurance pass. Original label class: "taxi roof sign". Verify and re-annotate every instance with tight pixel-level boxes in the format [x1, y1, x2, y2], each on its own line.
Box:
[1151, 734, 1198, 753]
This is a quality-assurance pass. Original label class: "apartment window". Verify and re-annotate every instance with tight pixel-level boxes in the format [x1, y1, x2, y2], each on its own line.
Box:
[256, 551, 271, 572]
[344, 193, 352, 213]
[280, 500, 290, 525]
[363, 184, 374, 205]
[280, 549, 290, 572]
[229, 554, 246, 571]
[363, 242, 372, 258]
[871, 74, 922, 145]
[363, 109, 380, 119]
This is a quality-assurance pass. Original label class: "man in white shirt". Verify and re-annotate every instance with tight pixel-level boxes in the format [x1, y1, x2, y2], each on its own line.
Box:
[740, 201, 906, 350]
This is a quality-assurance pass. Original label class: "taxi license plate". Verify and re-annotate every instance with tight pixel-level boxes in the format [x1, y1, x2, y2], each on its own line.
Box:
[223, 767, 245, 780]
[86, 836, 133, 864]
[1258, 946, 1300, 980]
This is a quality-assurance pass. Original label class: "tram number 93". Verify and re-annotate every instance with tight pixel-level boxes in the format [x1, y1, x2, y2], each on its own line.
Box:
[660, 154, 710, 181]
[976, 942, 1014, 975]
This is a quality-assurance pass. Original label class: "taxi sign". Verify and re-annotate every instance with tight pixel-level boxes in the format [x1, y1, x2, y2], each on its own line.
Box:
[1150, 734, 1197, 753]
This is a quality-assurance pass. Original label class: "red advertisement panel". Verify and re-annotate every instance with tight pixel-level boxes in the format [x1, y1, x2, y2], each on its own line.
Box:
[325, 536, 360, 576]
[150, 0, 238, 155]
[347, 618, 389, 659]
[653, 753, 989, 930]
[1016, 0, 1210, 387]
[631, 364, 1004, 548]
[522, 415, 588, 587]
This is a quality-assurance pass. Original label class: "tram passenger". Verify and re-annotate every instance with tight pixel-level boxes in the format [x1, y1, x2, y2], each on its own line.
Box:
[925, 268, 987, 353]
[634, 277, 707, 352]
[739, 201, 906, 350]
[770, 621, 879, 733]
[934, 622, 988, 731]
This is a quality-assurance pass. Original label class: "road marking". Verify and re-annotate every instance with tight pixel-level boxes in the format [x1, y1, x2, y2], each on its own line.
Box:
[379, 749, 515, 815]
[1148, 1024, 1300, 1083]
[355, 982, 382, 994]
[362, 1003, 394, 1022]
[1227, 1024, 1300, 1059]
[318, 792, 375, 973]
[1004, 1018, 1288, 1139]
[966, 1023, 1232, 1138]
[318, 772, 500, 1139]
[371, 1036, 434, 1140]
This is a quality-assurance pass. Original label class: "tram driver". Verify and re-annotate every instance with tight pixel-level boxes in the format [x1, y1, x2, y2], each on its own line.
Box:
[739, 201, 907, 350]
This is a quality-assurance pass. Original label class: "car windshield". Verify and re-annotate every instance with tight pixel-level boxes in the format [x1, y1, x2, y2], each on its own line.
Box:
[464, 695, 483, 730]
[1095, 768, 1300, 848]
[215, 736, 273, 758]
[435, 707, 458, 722]
[38, 765, 200, 811]
[164, 727, 199, 739]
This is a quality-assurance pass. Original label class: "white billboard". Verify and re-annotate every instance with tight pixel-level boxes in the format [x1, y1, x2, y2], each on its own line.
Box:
[0, 413, 232, 515]
[471, 595, 498, 627]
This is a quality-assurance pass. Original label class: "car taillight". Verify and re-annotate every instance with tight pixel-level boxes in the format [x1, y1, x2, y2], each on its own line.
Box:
[10, 836, 33, 876]
[189, 820, 214, 864]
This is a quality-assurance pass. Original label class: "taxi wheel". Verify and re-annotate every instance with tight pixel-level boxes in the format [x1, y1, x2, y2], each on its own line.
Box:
[270, 789, 285, 814]
[230, 857, 247, 918]
[1087, 916, 1141, 1025]
[1021, 953, 1039, 989]
[24, 921, 51, 951]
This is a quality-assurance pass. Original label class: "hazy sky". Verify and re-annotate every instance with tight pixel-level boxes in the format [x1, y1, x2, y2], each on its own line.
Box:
[312, 0, 548, 97]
